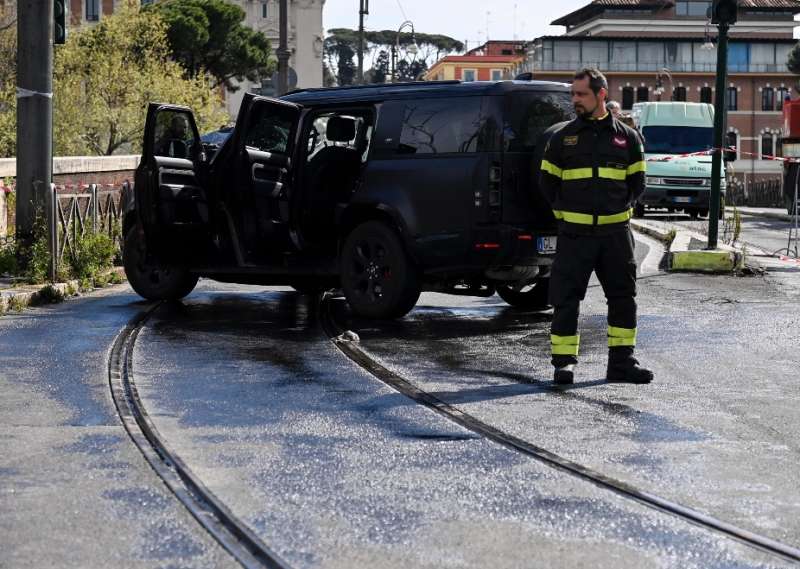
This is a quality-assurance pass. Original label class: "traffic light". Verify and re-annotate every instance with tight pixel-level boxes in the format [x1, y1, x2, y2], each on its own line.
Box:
[54, 0, 67, 45]
[711, 0, 738, 25]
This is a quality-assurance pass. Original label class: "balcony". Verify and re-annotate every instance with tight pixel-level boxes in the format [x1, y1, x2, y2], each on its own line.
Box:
[537, 61, 787, 74]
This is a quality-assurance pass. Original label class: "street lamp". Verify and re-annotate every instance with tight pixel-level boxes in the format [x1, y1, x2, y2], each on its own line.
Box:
[391, 20, 418, 83]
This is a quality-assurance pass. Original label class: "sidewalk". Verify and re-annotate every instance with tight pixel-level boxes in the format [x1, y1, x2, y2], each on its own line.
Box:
[0, 268, 125, 314]
[736, 206, 795, 222]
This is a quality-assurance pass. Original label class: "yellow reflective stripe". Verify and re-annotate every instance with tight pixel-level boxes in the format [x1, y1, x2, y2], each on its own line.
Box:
[598, 167, 627, 181]
[561, 168, 593, 181]
[608, 326, 637, 347]
[608, 326, 637, 338]
[597, 208, 633, 225]
[551, 334, 580, 356]
[541, 159, 563, 178]
[554, 209, 632, 225]
[626, 160, 646, 175]
[552, 210, 594, 224]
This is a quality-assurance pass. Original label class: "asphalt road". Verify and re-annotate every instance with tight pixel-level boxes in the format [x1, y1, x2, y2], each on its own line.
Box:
[2, 232, 799, 568]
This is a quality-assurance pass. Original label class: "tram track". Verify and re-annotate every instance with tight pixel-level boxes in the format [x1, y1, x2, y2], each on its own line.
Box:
[108, 303, 291, 569]
[319, 293, 800, 565]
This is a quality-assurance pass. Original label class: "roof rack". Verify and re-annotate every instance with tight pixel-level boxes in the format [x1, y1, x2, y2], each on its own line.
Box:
[285, 80, 461, 96]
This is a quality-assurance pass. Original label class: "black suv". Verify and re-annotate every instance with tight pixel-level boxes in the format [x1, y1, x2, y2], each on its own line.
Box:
[122, 80, 574, 318]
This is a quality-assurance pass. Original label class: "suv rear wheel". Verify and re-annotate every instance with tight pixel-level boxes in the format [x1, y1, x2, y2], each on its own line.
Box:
[496, 279, 550, 310]
[340, 221, 421, 319]
[123, 227, 198, 301]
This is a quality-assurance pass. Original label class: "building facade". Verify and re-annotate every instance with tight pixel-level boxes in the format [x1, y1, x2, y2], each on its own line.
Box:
[425, 41, 525, 82]
[67, 0, 325, 118]
[514, 0, 800, 186]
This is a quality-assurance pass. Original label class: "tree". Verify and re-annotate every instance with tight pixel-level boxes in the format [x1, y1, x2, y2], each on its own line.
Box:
[145, 0, 274, 92]
[53, 3, 227, 156]
[788, 42, 800, 78]
[324, 28, 463, 86]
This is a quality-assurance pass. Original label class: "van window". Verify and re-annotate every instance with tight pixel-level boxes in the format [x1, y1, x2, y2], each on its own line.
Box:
[396, 97, 484, 154]
[503, 91, 573, 152]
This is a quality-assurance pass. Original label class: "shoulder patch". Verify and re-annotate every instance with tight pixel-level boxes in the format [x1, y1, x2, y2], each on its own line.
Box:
[564, 135, 578, 146]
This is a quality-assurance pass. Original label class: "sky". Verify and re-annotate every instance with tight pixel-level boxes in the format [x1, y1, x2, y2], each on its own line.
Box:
[322, 0, 587, 50]
[322, 1, 800, 48]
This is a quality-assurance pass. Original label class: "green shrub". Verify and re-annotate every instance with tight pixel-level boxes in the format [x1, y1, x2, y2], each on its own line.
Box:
[0, 237, 16, 275]
[36, 284, 65, 304]
[67, 230, 116, 282]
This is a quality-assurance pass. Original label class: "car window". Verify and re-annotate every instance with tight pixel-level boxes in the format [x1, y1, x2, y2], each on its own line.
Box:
[306, 114, 364, 160]
[244, 103, 295, 154]
[504, 92, 574, 152]
[397, 97, 484, 154]
[153, 109, 196, 159]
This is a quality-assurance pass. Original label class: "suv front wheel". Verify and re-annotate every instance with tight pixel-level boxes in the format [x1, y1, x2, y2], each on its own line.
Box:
[340, 221, 421, 319]
[123, 227, 198, 301]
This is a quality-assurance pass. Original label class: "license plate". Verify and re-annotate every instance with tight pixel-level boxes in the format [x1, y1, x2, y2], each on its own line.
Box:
[537, 236, 557, 254]
[673, 196, 693, 203]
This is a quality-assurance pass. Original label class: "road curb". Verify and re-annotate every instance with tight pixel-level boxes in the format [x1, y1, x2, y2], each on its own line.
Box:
[630, 220, 740, 273]
[0, 267, 126, 315]
[737, 208, 792, 223]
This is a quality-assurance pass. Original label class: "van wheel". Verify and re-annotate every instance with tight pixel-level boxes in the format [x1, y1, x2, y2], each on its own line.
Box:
[633, 203, 645, 218]
[340, 221, 421, 319]
[123, 227, 198, 301]
[496, 279, 550, 310]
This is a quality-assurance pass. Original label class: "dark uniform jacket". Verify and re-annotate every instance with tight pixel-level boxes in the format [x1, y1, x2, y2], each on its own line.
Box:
[539, 112, 646, 234]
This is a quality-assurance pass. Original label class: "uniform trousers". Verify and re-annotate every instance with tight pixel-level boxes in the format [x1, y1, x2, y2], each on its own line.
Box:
[548, 227, 638, 367]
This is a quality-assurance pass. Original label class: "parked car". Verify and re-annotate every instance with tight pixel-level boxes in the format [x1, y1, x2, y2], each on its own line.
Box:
[122, 80, 573, 318]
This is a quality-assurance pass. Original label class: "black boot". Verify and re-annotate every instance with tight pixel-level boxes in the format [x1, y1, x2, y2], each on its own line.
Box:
[554, 364, 575, 385]
[606, 357, 653, 384]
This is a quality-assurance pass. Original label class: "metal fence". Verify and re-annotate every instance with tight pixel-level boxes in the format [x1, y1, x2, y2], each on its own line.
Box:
[726, 178, 784, 208]
[54, 183, 123, 262]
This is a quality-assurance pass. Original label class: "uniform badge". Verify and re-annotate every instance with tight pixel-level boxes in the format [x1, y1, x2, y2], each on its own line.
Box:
[612, 136, 628, 148]
[564, 135, 578, 146]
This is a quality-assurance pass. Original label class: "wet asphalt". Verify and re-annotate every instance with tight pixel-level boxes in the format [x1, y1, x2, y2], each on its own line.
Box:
[2, 232, 800, 568]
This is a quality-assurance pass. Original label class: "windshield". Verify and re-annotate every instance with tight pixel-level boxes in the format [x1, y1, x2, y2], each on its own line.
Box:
[642, 126, 713, 155]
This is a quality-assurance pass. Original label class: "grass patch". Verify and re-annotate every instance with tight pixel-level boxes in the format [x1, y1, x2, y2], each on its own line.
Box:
[67, 230, 117, 283]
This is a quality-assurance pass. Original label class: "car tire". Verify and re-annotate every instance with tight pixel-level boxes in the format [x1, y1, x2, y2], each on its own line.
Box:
[123, 227, 198, 301]
[496, 279, 551, 310]
[633, 203, 645, 218]
[698, 209, 709, 218]
[340, 221, 421, 319]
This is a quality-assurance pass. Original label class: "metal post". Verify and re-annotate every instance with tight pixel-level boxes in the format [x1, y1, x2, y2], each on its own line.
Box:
[91, 183, 98, 233]
[277, 0, 290, 95]
[16, 0, 53, 243]
[708, 22, 729, 249]
[357, 0, 368, 84]
[48, 183, 57, 282]
[390, 45, 396, 83]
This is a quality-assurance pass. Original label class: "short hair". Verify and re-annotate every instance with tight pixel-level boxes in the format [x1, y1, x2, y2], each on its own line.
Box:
[607, 100, 621, 110]
[574, 67, 608, 97]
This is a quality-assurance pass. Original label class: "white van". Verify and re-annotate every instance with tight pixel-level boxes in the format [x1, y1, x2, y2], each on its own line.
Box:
[632, 102, 728, 218]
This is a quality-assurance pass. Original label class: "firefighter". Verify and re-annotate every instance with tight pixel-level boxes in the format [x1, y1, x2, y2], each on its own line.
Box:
[539, 68, 654, 385]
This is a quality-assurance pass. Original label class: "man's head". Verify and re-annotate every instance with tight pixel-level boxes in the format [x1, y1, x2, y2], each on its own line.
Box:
[606, 100, 621, 117]
[169, 114, 189, 138]
[571, 68, 608, 119]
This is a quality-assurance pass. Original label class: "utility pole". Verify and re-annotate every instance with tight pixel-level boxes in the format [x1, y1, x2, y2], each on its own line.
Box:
[16, 0, 53, 242]
[708, 0, 737, 249]
[277, 0, 290, 95]
[357, 0, 368, 84]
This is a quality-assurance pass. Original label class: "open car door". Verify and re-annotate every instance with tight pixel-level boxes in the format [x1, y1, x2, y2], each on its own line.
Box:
[134, 103, 209, 263]
[228, 94, 302, 262]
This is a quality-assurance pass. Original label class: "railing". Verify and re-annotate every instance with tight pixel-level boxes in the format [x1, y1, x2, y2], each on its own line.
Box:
[726, 177, 783, 208]
[54, 183, 123, 263]
[537, 61, 786, 74]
